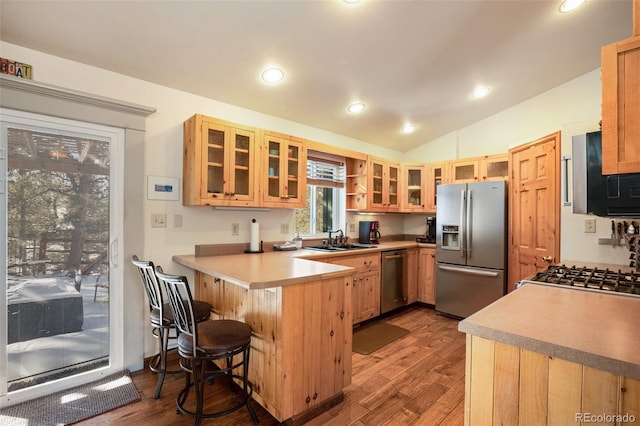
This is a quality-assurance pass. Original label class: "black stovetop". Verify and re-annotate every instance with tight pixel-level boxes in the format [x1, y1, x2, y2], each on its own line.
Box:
[528, 264, 640, 296]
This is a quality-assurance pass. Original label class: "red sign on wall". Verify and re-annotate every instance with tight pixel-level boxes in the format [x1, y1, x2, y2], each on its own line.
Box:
[1, 58, 33, 79]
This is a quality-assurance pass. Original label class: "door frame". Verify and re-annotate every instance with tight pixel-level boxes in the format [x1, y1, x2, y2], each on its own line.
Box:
[0, 108, 125, 406]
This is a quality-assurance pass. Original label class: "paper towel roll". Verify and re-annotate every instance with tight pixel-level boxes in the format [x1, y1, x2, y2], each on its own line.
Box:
[250, 219, 260, 252]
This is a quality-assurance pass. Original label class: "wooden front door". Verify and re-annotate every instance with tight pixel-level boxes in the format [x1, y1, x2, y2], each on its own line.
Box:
[508, 131, 561, 292]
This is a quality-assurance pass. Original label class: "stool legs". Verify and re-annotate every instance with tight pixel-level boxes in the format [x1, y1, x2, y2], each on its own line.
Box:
[175, 343, 258, 425]
[148, 324, 180, 399]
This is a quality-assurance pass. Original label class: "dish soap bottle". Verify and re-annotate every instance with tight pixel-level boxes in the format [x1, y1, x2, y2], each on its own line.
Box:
[294, 233, 303, 249]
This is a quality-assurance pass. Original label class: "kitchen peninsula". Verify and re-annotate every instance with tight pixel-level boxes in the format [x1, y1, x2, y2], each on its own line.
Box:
[173, 241, 425, 423]
[173, 250, 356, 424]
[459, 281, 640, 425]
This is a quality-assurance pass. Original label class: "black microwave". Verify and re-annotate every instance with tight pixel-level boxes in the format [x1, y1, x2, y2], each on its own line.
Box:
[572, 131, 640, 217]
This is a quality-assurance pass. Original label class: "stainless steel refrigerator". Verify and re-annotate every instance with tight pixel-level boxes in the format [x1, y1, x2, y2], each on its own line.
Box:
[435, 181, 507, 318]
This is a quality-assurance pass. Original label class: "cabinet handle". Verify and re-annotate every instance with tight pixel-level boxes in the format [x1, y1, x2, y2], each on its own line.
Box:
[313, 392, 318, 400]
[306, 396, 311, 403]
[214, 278, 221, 283]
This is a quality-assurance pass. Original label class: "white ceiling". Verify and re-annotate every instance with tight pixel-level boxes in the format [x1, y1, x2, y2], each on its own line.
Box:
[0, 0, 633, 153]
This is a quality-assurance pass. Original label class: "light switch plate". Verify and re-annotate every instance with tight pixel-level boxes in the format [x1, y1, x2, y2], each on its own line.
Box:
[584, 218, 596, 233]
[151, 213, 167, 228]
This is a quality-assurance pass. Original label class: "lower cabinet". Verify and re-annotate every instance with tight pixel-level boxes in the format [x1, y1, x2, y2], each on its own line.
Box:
[406, 248, 418, 303]
[353, 270, 380, 324]
[418, 247, 436, 304]
[321, 253, 381, 324]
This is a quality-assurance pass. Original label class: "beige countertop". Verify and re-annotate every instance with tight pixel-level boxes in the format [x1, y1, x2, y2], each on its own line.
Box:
[459, 283, 640, 379]
[174, 240, 430, 290]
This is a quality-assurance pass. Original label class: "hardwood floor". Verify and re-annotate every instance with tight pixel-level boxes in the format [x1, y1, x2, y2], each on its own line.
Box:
[78, 305, 465, 425]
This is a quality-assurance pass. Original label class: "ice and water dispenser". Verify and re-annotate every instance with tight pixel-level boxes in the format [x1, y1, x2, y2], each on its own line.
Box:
[441, 224, 460, 250]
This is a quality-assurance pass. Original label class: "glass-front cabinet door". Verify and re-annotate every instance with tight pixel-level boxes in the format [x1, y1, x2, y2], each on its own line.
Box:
[262, 133, 306, 208]
[386, 163, 400, 211]
[370, 159, 384, 209]
[368, 157, 399, 212]
[426, 162, 449, 212]
[183, 115, 257, 206]
[402, 164, 426, 212]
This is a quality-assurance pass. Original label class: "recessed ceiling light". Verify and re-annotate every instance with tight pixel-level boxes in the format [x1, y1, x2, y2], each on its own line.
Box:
[343, 0, 361, 3]
[559, 0, 586, 13]
[471, 86, 491, 99]
[401, 124, 416, 134]
[261, 67, 284, 83]
[347, 102, 366, 114]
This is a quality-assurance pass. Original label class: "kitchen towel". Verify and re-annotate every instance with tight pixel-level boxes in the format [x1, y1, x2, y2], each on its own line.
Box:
[250, 218, 260, 252]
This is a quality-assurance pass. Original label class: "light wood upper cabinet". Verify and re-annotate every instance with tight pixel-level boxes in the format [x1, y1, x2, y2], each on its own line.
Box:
[479, 153, 509, 181]
[426, 162, 449, 212]
[183, 114, 258, 206]
[368, 156, 400, 212]
[601, 34, 640, 174]
[345, 157, 368, 211]
[449, 157, 479, 183]
[261, 132, 307, 208]
[401, 164, 427, 212]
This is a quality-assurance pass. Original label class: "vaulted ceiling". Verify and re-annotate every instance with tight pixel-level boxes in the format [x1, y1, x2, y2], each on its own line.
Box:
[0, 0, 633, 152]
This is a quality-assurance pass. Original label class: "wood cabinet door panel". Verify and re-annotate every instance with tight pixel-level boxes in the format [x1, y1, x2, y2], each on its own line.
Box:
[417, 248, 435, 304]
[602, 36, 640, 174]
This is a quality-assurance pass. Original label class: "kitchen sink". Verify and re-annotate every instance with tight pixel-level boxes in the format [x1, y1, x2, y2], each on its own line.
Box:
[303, 243, 376, 252]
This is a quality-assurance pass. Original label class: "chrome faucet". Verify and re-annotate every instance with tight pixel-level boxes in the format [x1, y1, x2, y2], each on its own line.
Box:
[327, 229, 344, 247]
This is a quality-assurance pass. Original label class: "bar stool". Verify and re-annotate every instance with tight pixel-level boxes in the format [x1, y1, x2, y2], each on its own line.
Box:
[131, 255, 213, 399]
[155, 267, 259, 425]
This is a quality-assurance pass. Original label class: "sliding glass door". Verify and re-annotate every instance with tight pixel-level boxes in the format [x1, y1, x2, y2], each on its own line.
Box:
[0, 109, 124, 406]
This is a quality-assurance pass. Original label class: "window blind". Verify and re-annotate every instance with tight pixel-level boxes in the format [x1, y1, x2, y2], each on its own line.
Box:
[307, 152, 345, 188]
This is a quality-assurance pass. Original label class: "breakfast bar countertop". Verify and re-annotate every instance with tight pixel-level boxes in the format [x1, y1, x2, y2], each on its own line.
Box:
[174, 240, 429, 290]
[173, 252, 355, 290]
[458, 283, 640, 380]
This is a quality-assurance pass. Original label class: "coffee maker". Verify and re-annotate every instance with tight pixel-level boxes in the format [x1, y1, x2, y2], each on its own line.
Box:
[359, 221, 381, 244]
[416, 216, 436, 243]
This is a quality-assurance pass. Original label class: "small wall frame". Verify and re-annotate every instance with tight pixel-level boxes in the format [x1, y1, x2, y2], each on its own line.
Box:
[147, 175, 180, 201]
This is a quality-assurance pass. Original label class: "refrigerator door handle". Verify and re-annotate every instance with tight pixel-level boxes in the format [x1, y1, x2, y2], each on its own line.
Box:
[466, 189, 472, 259]
[437, 264, 499, 277]
[459, 189, 466, 258]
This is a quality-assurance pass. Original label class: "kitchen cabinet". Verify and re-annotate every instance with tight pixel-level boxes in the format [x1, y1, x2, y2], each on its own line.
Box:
[368, 156, 400, 212]
[601, 34, 640, 174]
[345, 157, 368, 211]
[479, 153, 509, 181]
[183, 114, 259, 206]
[322, 253, 381, 324]
[417, 247, 435, 304]
[449, 157, 479, 183]
[401, 164, 426, 212]
[262, 132, 307, 208]
[426, 162, 449, 212]
[405, 248, 418, 303]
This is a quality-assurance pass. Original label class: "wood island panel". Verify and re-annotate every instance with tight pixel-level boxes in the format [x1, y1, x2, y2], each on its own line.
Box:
[193, 270, 353, 423]
[461, 283, 640, 425]
[464, 335, 640, 426]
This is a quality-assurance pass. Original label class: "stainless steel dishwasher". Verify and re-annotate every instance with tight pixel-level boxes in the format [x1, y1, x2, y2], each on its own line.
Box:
[380, 249, 406, 314]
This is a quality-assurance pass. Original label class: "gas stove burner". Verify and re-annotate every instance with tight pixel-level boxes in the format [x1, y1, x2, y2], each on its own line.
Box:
[529, 264, 640, 296]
